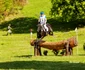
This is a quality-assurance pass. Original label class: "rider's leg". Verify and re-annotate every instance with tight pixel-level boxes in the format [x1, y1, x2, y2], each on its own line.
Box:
[43, 24, 49, 35]
[44, 24, 48, 32]
[41, 23, 45, 31]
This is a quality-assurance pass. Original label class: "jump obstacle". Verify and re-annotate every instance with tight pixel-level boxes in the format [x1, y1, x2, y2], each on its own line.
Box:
[30, 36, 78, 56]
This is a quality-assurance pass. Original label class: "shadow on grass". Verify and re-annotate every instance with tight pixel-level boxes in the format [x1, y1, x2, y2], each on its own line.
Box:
[0, 61, 85, 70]
[15, 55, 32, 58]
[0, 17, 85, 33]
[78, 54, 85, 56]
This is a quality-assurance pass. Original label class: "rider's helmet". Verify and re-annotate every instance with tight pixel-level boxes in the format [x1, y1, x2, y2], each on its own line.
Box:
[40, 11, 44, 15]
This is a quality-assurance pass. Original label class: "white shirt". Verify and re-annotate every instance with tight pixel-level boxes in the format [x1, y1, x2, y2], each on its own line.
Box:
[39, 15, 47, 24]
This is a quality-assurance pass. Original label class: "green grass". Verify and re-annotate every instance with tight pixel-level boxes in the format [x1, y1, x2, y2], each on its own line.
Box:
[0, 27, 85, 70]
[22, 0, 52, 18]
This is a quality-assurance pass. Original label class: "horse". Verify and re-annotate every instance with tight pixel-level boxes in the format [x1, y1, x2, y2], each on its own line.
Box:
[37, 23, 53, 40]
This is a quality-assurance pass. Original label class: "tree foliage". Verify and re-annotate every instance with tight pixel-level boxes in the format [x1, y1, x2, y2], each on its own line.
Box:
[0, 0, 27, 20]
[50, 0, 85, 22]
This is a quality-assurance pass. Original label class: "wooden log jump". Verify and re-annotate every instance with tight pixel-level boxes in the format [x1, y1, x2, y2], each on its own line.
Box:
[30, 36, 78, 56]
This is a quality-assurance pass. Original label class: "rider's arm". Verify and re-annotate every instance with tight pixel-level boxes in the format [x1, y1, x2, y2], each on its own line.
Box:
[44, 15, 47, 23]
[45, 17, 47, 23]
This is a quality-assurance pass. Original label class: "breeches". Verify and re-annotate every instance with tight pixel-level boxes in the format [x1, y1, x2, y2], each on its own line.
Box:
[44, 24, 48, 31]
[37, 23, 48, 32]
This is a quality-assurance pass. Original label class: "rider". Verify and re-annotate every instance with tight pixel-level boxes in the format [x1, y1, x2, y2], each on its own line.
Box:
[38, 11, 48, 33]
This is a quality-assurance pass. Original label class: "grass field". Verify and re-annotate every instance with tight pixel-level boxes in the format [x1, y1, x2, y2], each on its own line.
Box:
[0, 27, 85, 70]
[22, 0, 51, 18]
[0, 0, 85, 70]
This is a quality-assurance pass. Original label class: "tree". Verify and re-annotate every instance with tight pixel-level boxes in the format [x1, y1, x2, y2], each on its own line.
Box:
[50, 0, 85, 22]
[0, 0, 28, 20]
[13, 0, 27, 9]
